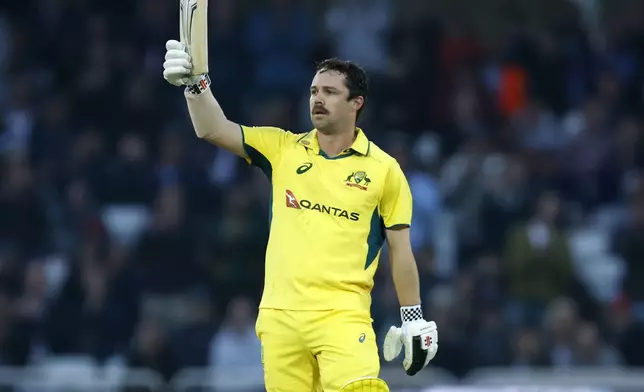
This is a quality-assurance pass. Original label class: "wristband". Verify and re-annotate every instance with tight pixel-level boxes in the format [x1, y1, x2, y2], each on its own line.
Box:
[400, 305, 423, 323]
[185, 74, 211, 96]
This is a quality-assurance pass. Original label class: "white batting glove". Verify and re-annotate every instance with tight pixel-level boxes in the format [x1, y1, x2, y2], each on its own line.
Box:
[163, 40, 198, 86]
[382, 305, 438, 376]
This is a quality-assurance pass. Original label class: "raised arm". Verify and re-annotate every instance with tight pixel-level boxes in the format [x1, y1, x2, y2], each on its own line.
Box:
[184, 88, 245, 156]
[163, 39, 245, 157]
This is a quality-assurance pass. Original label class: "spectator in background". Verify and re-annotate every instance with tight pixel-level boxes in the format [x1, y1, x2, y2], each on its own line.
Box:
[44, 243, 139, 361]
[14, 261, 48, 359]
[209, 296, 261, 369]
[156, 132, 202, 193]
[56, 179, 106, 256]
[28, 95, 75, 184]
[324, 0, 391, 74]
[119, 75, 167, 139]
[612, 118, 644, 189]
[98, 245, 142, 360]
[94, 133, 157, 207]
[606, 295, 644, 366]
[612, 184, 644, 321]
[471, 254, 504, 314]
[560, 98, 614, 209]
[66, 129, 106, 188]
[478, 155, 527, 254]
[530, 31, 568, 115]
[0, 13, 11, 92]
[0, 158, 48, 257]
[544, 297, 580, 368]
[243, 0, 314, 98]
[571, 322, 622, 367]
[595, 117, 644, 206]
[0, 286, 32, 366]
[511, 328, 550, 368]
[126, 317, 178, 383]
[44, 245, 110, 356]
[409, 133, 443, 254]
[136, 186, 202, 293]
[381, 8, 442, 130]
[135, 0, 175, 78]
[440, 138, 489, 260]
[208, 0, 245, 120]
[0, 80, 34, 158]
[470, 309, 511, 367]
[211, 186, 266, 292]
[170, 287, 217, 369]
[513, 99, 567, 152]
[504, 191, 573, 327]
[422, 285, 470, 378]
[95, 134, 156, 248]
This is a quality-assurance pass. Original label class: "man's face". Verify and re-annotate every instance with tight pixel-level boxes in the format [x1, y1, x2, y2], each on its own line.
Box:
[309, 70, 361, 133]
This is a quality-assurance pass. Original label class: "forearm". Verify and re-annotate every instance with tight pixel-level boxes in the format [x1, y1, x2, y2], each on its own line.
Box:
[389, 248, 422, 307]
[185, 88, 228, 140]
[184, 87, 244, 155]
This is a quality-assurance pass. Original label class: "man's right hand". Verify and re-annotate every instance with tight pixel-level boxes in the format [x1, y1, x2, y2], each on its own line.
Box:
[163, 40, 197, 86]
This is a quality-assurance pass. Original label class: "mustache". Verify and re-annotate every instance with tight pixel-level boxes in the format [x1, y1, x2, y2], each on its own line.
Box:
[312, 106, 329, 114]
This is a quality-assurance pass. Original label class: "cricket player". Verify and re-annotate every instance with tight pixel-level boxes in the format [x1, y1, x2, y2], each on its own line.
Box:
[163, 40, 438, 391]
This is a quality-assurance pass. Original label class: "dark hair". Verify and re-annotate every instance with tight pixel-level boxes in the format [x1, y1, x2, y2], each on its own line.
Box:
[316, 58, 369, 120]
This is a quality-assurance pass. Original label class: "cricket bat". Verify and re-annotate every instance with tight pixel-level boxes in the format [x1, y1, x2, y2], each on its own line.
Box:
[179, 0, 209, 76]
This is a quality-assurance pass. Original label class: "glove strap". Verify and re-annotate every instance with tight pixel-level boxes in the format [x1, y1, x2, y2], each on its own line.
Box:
[400, 305, 423, 323]
[185, 74, 211, 96]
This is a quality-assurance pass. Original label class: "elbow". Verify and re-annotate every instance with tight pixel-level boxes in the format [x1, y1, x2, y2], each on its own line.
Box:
[194, 121, 225, 141]
[195, 128, 216, 140]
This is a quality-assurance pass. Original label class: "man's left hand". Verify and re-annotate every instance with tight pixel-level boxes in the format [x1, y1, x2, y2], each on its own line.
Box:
[382, 306, 438, 376]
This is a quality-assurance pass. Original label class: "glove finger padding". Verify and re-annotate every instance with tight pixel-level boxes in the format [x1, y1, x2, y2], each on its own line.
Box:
[163, 68, 191, 85]
[165, 49, 191, 62]
[164, 58, 192, 72]
[166, 39, 185, 51]
[425, 322, 439, 367]
[402, 321, 438, 376]
[382, 326, 403, 362]
[402, 336, 428, 376]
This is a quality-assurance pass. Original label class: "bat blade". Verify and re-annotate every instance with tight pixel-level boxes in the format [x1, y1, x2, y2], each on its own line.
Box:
[179, 0, 209, 76]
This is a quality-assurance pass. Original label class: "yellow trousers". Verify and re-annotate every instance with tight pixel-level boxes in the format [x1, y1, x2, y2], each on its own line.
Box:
[256, 308, 380, 392]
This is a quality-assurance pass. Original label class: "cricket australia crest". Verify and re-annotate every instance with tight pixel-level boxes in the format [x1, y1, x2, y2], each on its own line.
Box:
[345, 171, 371, 191]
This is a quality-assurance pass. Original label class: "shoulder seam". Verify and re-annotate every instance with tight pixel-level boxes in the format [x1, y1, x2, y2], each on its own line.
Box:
[366, 147, 395, 165]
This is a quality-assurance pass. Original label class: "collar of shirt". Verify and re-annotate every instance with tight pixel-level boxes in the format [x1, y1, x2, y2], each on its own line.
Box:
[297, 127, 371, 156]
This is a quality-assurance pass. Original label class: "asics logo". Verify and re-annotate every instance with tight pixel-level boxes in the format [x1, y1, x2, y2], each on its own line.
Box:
[296, 162, 313, 174]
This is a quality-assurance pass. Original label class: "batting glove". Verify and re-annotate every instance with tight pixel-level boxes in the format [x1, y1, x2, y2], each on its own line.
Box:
[163, 40, 212, 95]
[382, 305, 438, 376]
[163, 40, 194, 86]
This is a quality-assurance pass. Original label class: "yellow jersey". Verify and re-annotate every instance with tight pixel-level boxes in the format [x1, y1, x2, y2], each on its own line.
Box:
[241, 125, 412, 312]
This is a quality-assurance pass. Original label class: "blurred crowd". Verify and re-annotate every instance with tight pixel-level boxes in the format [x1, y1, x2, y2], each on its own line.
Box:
[1, 0, 644, 385]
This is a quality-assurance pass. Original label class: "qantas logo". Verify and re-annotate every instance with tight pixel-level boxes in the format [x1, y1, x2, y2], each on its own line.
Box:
[285, 190, 300, 209]
[285, 190, 359, 221]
